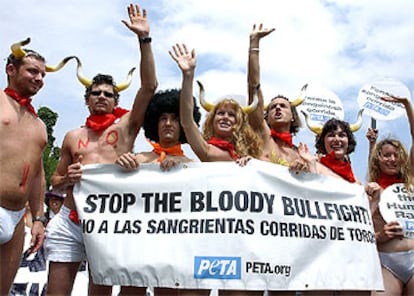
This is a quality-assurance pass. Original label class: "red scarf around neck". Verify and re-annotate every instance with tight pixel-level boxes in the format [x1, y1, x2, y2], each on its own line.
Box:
[85, 107, 129, 132]
[377, 171, 403, 189]
[320, 151, 356, 183]
[207, 137, 239, 160]
[4, 87, 37, 117]
[149, 141, 184, 162]
[270, 129, 293, 148]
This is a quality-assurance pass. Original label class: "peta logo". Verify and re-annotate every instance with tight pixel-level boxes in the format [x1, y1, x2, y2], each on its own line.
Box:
[194, 256, 241, 279]
[406, 220, 414, 231]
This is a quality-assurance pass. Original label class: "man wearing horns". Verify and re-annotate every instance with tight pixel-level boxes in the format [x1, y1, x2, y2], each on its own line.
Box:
[44, 3, 157, 295]
[0, 37, 70, 294]
[247, 24, 310, 173]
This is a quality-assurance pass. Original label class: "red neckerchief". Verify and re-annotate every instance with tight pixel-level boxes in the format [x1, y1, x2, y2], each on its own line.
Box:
[207, 137, 239, 160]
[320, 151, 356, 183]
[85, 107, 129, 132]
[4, 87, 37, 117]
[270, 129, 293, 147]
[149, 141, 184, 162]
[377, 171, 403, 189]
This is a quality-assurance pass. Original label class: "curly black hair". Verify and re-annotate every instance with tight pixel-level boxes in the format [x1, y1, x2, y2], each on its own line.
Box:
[144, 89, 201, 144]
[315, 118, 357, 155]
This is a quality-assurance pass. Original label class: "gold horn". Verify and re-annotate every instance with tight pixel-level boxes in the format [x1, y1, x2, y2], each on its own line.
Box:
[11, 37, 31, 59]
[349, 109, 364, 132]
[115, 67, 136, 92]
[291, 83, 307, 107]
[46, 56, 76, 72]
[243, 84, 259, 114]
[73, 56, 92, 88]
[301, 110, 323, 135]
[197, 80, 214, 112]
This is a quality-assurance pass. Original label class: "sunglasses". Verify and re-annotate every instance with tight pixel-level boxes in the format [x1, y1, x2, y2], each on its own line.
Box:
[90, 90, 115, 98]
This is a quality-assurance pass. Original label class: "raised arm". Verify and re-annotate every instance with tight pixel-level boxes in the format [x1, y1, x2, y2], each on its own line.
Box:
[247, 23, 275, 133]
[169, 44, 210, 161]
[122, 3, 158, 137]
[382, 96, 414, 170]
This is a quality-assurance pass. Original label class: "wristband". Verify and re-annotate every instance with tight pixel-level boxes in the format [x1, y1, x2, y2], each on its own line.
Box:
[139, 36, 152, 44]
[32, 216, 48, 226]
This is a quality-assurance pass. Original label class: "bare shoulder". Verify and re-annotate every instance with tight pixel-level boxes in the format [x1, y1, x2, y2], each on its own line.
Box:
[62, 127, 87, 144]
[0, 88, 6, 100]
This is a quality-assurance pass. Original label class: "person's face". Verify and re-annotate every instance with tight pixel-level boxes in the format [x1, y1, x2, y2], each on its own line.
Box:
[7, 56, 46, 97]
[213, 104, 236, 140]
[158, 113, 180, 146]
[48, 196, 63, 215]
[324, 126, 349, 160]
[267, 98, 292, 130]
[378, 143, 402, 175]
[86, 84, 117, 115]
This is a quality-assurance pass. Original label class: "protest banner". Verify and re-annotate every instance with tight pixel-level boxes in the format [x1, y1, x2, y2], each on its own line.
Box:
[73, 160, 383, 291]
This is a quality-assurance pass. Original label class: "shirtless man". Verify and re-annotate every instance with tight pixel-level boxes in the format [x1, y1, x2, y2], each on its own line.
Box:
[116, 88, 200, 170]
[44, 4, 157, 295]
[0, 45, 47, 295]
[116, 88, 204, 296]
[247, 23, 308, 173]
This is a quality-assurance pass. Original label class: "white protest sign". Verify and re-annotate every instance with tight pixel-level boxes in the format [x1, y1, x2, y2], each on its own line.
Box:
[357, 78, 410, 121]
[296, 83, 344, 125]
[73, 160, 383, 291]
[379, 183, 414, 239]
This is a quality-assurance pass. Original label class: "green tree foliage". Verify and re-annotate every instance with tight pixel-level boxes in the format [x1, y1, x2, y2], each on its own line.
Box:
[38, 106, 61, 189]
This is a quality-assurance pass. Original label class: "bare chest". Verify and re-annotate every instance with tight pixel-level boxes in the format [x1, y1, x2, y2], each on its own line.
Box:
[72, 128, 131, 164]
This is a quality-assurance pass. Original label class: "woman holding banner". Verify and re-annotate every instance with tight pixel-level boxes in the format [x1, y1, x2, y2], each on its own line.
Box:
[169, 43, 263, 295]
[366, 95, 414, 296]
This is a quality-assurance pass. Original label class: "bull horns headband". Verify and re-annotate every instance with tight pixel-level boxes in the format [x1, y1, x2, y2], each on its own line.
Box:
[73, 56, 136, 92]
[301, 109, 364, 135]
[197, 80, 259, 114]
[11, 37, 73, 72]
[264, 83, 307, 111]
[11, 38, 135, 92]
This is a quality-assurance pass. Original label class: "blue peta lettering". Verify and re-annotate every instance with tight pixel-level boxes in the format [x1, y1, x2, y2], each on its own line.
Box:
[406, 221, 414, 231]
[194, 256, 241, 279]
[363, 102, 390, 116]
[310, 114, 330, 122]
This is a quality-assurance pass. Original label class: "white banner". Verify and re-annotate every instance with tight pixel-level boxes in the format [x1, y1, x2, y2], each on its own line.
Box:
[73, 160, 383, 291]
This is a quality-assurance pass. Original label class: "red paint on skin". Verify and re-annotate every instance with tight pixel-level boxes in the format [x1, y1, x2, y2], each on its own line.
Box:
[105, 130, 119, 145]
[78, 138, 89, 149]
[20, 163, 30, 193]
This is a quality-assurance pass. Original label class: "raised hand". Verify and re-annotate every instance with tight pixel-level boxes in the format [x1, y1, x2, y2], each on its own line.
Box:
[250, 23, 275, 41]
[366, 127, 378, 144]
[169, 43, 196, 74]
[122, 3, 150, 37]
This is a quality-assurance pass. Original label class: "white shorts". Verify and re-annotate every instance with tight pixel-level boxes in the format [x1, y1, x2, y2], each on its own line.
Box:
[44, 205, 86, 262]
[0, 206, 25, 244]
